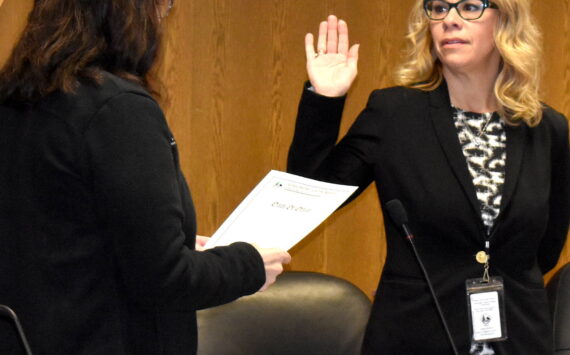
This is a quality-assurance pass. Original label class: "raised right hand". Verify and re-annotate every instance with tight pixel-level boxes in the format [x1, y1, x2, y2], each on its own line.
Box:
[253, 246, 291, 292]
[305, 15, 359, 97]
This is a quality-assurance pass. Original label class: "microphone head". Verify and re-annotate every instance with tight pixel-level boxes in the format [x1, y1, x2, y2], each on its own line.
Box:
[385, 199, 408, 226]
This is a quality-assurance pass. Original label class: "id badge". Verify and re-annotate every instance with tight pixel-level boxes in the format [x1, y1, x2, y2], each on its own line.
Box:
[465, 277, 507, 343]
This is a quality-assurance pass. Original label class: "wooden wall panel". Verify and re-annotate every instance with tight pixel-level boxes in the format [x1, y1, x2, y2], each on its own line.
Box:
[155, 0, 418, 296]
[534, 0, 570, 281]
[0, 0, 32, 65]
[1, 0, 568, 296]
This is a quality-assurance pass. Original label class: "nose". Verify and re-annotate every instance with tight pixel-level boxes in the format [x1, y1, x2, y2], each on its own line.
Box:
[442, 7, 463, 28]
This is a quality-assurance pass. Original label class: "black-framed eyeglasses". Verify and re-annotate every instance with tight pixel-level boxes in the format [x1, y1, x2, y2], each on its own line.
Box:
[424, 0, 498, 21]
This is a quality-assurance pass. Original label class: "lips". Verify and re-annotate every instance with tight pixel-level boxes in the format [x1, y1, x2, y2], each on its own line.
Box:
[442, 38, 468, 46]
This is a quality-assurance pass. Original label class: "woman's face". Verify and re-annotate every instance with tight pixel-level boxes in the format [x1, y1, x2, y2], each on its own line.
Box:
[429, 1, 500, 74]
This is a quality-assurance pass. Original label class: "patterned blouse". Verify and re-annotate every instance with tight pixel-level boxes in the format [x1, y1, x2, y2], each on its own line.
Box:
[452, 106, 507, 235]
[452, 106, 507, 355]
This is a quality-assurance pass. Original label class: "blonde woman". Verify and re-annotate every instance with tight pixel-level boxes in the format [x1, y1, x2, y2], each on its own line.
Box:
[288, 0, 569, 354]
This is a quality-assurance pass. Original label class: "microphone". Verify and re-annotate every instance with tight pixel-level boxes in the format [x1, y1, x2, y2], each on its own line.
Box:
[385, 200, 459, 355]
[385, 199, 414, 239]
[0, 304, 33, 355]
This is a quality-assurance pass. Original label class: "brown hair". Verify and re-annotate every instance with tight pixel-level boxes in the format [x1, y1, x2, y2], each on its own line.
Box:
[0, 0, 164, 105]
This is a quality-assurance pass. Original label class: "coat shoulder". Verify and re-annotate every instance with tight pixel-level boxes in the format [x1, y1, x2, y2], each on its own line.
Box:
[541, 104, 568, 131]
[39, 72, 156, 126]
[538, 104, 569, 148]
[367, 86, 428, 112]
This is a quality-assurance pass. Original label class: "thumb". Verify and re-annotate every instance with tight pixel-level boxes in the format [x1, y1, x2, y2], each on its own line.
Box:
[305, 33, 316, 62]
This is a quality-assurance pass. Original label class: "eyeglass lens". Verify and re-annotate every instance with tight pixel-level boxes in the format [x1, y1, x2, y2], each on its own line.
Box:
[425, 0, 488, 20]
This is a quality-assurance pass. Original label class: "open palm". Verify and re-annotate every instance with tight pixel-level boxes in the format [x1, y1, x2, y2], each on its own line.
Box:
[305, 15, 359, 97]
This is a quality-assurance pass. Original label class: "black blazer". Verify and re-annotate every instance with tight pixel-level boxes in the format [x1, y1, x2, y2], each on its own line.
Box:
[0, 73, 265, 355]
[288, 82, 570, 354]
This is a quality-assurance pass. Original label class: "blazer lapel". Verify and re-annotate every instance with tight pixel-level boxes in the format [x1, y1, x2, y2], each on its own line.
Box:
[497, 123, 526, 220]
[428, 83, 483, 225]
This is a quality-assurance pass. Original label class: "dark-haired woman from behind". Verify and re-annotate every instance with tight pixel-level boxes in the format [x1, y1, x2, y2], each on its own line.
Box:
[0, 0, 290, 354]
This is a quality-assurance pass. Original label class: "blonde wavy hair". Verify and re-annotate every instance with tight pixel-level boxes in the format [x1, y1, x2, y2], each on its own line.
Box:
[396, 0, 543, 126]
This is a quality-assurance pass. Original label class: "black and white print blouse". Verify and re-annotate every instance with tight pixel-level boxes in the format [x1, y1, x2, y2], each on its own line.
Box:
[452, 106, 507, 235]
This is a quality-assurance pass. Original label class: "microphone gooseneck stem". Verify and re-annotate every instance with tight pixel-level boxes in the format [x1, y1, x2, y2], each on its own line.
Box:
[0, 305, 33, 355]
[402, 225, 414, 240]
[405, 232, 459, 355]
[385, 199, 459, 355]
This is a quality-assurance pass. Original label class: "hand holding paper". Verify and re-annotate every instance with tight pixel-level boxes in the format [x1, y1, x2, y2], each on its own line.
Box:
[205, 170, 357, 251]
[255, 246, 292, 291]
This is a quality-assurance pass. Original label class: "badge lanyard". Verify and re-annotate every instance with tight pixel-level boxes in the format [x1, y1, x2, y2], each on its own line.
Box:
[466, 238, 508, 343]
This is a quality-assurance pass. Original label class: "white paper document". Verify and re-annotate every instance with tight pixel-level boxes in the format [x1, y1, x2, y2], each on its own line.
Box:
[204, 170, 358, 251]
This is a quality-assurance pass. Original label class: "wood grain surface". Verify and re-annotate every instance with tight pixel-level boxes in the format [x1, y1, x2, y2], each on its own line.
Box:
[1, 0, 568, 296]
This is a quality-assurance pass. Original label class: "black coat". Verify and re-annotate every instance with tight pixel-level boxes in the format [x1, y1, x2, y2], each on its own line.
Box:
[288, 82, 570, 354]
[0, 73, 265, 355]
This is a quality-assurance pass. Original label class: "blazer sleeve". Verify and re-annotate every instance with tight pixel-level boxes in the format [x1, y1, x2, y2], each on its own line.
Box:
[287, 84, 382, 198]
[538, 112, 570, 273]
[85, 92, 265, 311]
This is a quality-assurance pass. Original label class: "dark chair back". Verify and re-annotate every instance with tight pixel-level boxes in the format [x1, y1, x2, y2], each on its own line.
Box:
[197, 271, 371, 355]
[547, 263, 570, 355]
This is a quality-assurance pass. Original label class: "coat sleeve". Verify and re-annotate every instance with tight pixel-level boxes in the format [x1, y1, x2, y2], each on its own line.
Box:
[287, 83, 383, 198]
[538, 112, 570, 273]
[85, 92, 265, 311]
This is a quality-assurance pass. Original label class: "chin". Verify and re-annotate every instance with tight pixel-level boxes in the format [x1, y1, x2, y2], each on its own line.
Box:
[440, 58, 473, 70]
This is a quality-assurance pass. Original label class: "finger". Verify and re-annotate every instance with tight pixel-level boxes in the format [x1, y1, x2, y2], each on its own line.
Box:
[317, 20, 327, 54]
[263, 249, 291, 263]
[305, 33, 316, 61]
[337, 19, 349, 56]
[326, 14, 339, 54]
[195, 235, 210, 251]
[282, 251, 292, 264]
[274, 250, 291, 264]
[347, 43, 360, 70]
[196, 235, 209, 244]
